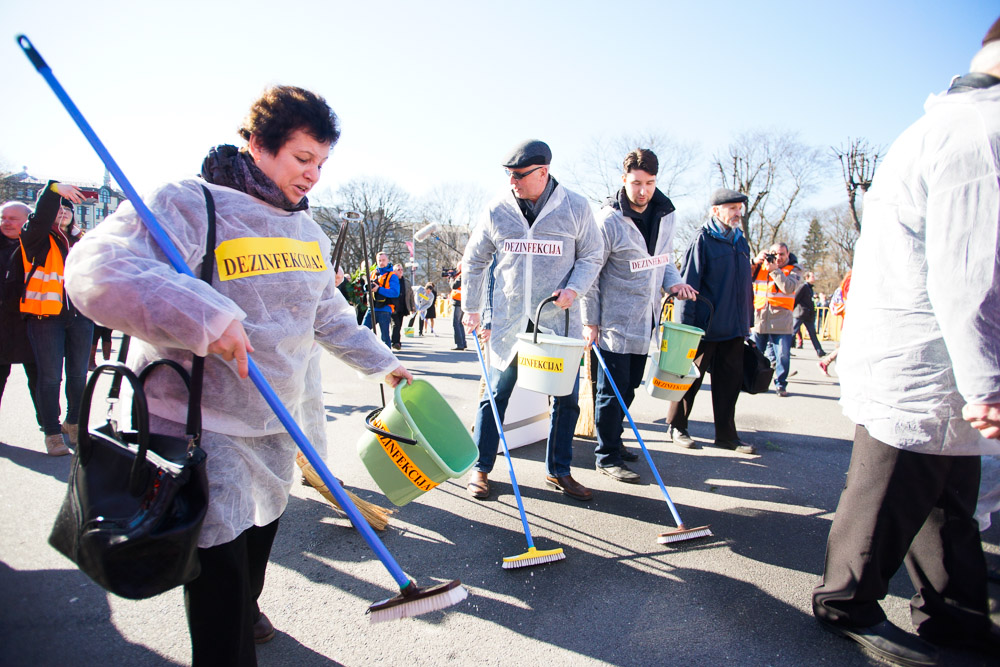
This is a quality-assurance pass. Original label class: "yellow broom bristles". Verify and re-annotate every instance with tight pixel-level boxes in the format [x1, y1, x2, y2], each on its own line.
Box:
[296, 453, 394, 531]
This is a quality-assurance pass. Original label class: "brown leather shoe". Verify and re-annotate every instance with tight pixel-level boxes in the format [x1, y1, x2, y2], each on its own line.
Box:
[467, 471, 490, 499]
[545, 474, 593, 501]
[253, 612, 275, 644]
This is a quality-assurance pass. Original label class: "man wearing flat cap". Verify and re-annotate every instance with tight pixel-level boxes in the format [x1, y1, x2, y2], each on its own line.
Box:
[666, 188, 755, 454]
[461, 139, 603, 501]
[812, 17, 1000, 666]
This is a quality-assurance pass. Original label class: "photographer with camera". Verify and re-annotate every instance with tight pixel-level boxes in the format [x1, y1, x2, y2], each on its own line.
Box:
[750, 243, 802, 397]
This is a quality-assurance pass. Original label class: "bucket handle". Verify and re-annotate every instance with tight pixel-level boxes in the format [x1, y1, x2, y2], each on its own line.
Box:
[531, 294, 570, 344]
[663, 293, 715, 333]
[364, 407, 419, 446]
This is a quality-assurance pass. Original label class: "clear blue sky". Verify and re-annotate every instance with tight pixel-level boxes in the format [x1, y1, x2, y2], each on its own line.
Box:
[1, 0, 995, 213]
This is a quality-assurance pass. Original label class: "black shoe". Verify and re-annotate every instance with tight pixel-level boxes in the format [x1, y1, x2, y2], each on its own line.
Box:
[920, 623, 1000, 659]
[451, 346, 467, 350]
[596, 464, 640, 483]
[669, 427, 698, 449]
[715, 439, 757, 455]
[620, 448, 639, 462]
[818, 619, 938, 667]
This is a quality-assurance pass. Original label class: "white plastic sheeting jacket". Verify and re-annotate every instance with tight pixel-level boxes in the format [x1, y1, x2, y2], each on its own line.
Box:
[838, 85, 1000, 456]
[580, 201, 682, 355]
[462, 183, 603, 370]
[65, 180, 399, 546]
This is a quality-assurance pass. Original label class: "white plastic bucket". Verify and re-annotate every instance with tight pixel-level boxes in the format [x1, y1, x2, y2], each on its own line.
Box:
[645, 351, 699, 401]
[513, 296, 585, 397]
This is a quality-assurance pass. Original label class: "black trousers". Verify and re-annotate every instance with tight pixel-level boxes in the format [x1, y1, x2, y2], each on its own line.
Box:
[0, 361, 41, 427]
[391, 312, 405, 346]
[793, 313, 825, 356]
[184, 518, 280, 667]
[812, 426, 989, 639]
[666, 337, 743, 442]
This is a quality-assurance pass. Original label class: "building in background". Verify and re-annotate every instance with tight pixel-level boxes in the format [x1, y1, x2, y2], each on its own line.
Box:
[2, 167, 126, 231]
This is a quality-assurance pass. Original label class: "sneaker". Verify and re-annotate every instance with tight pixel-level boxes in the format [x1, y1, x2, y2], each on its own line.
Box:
[669, 427, 698, 449]
[44, 434, 70, 457]
[715, 439, 757, 455]
[596, 464, 640, 483]
[61, 421, 79, 446]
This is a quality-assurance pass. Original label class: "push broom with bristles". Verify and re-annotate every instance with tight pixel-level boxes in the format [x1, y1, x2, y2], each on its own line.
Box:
[18, 34, 468, 621]
[592, 347, 713, 545]
[472, 334, 565, 569]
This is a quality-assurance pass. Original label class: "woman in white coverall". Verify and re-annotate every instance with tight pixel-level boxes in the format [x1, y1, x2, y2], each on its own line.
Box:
[65, 86, 410, 667]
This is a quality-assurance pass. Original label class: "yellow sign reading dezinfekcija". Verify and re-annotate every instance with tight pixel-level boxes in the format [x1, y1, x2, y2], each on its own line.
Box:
[372, 417, 438, 492]
[518, 353, 564, 373]
[215, 237, 327, 281]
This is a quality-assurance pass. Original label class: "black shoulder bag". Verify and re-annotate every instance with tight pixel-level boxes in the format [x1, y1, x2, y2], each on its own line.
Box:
[49, 185, 218, 599]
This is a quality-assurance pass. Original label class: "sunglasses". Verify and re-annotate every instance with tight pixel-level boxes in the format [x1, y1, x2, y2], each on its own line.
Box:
[505, 165, 544, 180]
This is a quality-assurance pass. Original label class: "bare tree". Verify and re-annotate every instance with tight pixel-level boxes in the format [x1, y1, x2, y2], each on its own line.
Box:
[713, 129, 825, 254]
[832, 137, 882, 232]
[412, 182, 487, 283]
[569, 132, 699, 204]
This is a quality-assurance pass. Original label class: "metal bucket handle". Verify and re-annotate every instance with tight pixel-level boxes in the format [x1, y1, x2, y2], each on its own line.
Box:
[663, 293, 715, 333]
[531, 294, 570, 344]
[364, 407, 419, 446]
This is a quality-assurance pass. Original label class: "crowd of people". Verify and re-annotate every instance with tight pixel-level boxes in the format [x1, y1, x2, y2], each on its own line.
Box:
[2, 16, 998, 667]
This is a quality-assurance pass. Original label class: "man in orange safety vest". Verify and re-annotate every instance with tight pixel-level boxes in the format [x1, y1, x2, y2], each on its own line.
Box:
[749, 242, 802, 397]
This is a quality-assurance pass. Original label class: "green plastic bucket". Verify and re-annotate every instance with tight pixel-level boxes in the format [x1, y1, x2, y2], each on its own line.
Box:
[658, 322, 704, 376]
[356, 379, 477, 506]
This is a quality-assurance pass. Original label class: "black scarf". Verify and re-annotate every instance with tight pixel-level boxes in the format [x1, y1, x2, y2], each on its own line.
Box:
[947, 72, 1000, 95]
[200, 144, 309, 212]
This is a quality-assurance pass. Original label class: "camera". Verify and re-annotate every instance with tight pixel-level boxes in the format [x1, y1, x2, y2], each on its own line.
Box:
[441, 268, 457, 278]
[764, 253, 777, 263]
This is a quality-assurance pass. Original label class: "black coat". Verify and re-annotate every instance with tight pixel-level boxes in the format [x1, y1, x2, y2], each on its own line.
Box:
[793, 282, 816, 319]
[0, 235, 35, 364]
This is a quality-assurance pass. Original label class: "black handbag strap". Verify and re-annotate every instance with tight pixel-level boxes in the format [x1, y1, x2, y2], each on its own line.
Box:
[186, 186, 217, 443]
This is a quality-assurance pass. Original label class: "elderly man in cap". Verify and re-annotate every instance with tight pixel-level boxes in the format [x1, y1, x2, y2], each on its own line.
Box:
[461, 139, 603, 501]
[666, 188, 755, 454]
[581, 148, 697, 483]
[812, 18, 1000, 666]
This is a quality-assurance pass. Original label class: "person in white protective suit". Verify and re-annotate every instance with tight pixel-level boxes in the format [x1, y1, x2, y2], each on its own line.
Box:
[461, 140, 603, 502]
[812, 20, 1000, 667]
[581, 148, 697, 484]
[64, 85, 411, 667]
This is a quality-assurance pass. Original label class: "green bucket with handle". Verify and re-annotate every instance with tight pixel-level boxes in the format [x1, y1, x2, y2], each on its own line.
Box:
[658, 294, 713, 375]
[357, 379, 477, 506]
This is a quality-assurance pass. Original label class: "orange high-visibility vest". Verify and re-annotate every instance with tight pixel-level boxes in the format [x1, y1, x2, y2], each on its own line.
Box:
[20, 236, 64, 316]
[753, 264, 795, 311]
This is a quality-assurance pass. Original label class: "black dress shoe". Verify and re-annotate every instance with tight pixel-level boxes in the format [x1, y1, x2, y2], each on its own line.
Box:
[254, 612, 276, 644]
[818, 619, 938, 667]
[620, 448, 639, 462]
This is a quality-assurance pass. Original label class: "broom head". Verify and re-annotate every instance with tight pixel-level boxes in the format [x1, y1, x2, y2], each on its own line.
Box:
[367, 579, 468, 623]
[657, 524, 713, 545]
[502, 546, 566, 569]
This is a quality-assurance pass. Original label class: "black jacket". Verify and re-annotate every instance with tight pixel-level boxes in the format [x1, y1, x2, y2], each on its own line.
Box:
[0, 234, 34, 364]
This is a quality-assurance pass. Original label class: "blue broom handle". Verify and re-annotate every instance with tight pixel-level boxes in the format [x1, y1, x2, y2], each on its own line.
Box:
[592, 347, 685, 527]
[473, 334, 535, 549]
[17, 35, 412, 590]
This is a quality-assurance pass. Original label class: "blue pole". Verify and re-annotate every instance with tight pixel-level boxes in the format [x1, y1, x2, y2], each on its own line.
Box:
[17, 34, 412, 590]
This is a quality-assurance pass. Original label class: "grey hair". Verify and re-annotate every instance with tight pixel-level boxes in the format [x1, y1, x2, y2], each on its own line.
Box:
[393, 263, 403, 271]
[0, 201, 31, 216]
[970, 41, 1000, 74]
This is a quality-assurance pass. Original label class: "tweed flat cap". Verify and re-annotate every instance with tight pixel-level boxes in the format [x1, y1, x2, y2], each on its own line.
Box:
[502, 140, 552, 169]
[710, 188, 748, 206]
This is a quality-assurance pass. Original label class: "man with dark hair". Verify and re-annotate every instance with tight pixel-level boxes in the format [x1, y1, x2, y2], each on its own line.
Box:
[667, 189, 755, 454]
[750, 242, 802, 397]
[582, 149, 696, 483]
[462, 139, 603, 501]
[813, 19, 1000, 666]
[793, 271, 825, 357]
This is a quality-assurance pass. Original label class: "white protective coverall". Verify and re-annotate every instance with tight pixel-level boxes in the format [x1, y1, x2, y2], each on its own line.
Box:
[838, 84, 1000, 456]
[462, 183, 603, 369]
[581, 200, 683, 354]
[65, 179, 399, 546]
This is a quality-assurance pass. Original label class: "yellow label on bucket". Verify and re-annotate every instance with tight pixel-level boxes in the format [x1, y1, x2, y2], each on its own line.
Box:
[518, 354, 564, 373]
[660, 340, 669, 352]
[686, 348, 697, 359]
[371, 417, 439, 492]
[652, 376, 688, 391]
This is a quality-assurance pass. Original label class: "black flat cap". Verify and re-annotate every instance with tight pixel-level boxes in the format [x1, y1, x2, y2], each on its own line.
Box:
[502, 140, 551, 169]
[711, 188, 748, 206]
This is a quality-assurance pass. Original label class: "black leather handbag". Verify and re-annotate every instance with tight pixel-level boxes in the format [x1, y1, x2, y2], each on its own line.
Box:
[48, 185, 217, 599]
[742, 339, 775, 394]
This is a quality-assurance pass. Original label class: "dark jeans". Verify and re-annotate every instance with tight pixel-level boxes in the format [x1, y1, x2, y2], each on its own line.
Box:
[185, 518, 280, 667]
[473, 354, 579, 478]
[793, 314, 826, 356]
[0, 362, 42, 427]
[594, 348, 647, 467]
[813, 426, 988, 638]
[27, 311, 94, 435]
[666, 337, 743, 442]
[362, 308, 392, 347]
[452, 302, 466, 349]
[390, 312, 405, 347]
